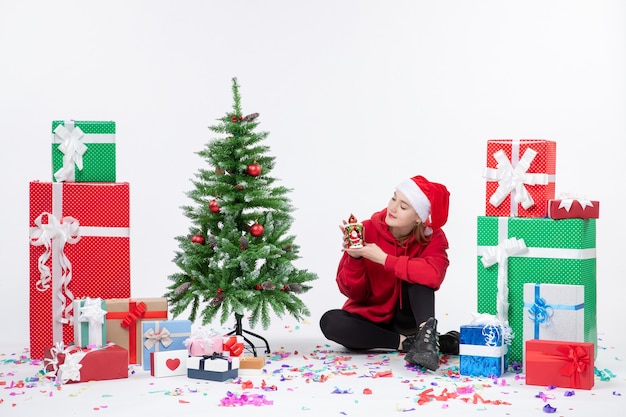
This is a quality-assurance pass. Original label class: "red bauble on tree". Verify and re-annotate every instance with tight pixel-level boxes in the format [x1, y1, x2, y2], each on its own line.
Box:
[247, 162, 262, 177]
[191, 233, 206, 245]
[209, 199, 220, 213]
[250, 222, 264, 237]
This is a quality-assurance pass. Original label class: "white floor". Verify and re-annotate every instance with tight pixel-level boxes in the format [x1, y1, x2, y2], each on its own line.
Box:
[1, 321, 624, 417]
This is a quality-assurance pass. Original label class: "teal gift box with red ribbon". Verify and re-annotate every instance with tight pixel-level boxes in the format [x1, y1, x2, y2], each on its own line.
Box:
[525, 339, 594, 390]
[522, 283, 584, 361]
[29, 181, 131, 360]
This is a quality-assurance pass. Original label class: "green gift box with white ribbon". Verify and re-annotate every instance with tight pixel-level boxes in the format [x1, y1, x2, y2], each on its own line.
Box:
[51, 120, 116, 182]
[476, 216, 596, 364]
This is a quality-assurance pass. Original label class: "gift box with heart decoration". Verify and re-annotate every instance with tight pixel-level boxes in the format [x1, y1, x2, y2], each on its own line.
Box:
[141, 319, 192, 371]
[150, 349, 188, 377]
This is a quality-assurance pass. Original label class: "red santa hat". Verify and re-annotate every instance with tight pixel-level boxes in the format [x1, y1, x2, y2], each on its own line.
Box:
[395, 175, 450, 234]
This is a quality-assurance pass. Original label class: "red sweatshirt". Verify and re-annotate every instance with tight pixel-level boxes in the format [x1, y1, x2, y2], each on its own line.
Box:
[336, 208, 450, 324]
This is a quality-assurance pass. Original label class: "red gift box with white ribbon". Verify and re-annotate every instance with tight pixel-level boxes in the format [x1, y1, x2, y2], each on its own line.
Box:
[547, 194, 599, 219]
[29, 181, 131, 359]
[483, 139, 556, 218]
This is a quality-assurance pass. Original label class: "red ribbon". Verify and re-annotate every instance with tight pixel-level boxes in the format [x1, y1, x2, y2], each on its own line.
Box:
[223, 336, 244, 357]
[556, 344, 590, 381]
[106, 300, 167, 364]
[121, 302, 147, 328]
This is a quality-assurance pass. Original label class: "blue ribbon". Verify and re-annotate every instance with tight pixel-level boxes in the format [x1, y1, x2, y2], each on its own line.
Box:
[524, 283, 584, 339]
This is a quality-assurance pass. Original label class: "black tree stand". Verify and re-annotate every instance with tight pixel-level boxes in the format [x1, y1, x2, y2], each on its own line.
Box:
[226, 313, 270, 357]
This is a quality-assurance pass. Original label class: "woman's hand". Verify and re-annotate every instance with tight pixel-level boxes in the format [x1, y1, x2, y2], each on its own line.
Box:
[344, 243, 387, 265]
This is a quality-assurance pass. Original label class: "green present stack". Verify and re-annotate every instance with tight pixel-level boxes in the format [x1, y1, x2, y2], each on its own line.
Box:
[476, 216, 597, 363]
[477, 139, 598, 365]
[52, 120, 116, 182]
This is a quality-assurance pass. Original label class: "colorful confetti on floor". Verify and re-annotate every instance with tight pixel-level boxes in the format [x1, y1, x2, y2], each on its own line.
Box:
[1, 324, 623, 416]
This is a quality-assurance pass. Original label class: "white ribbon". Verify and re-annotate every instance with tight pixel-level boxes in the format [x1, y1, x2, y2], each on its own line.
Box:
[479, 237, 528, 324]
[44, 343, 87, 384]
[557, 192, 594, 212]
[459, 343, 508, 358]
[53, 121, 88, 182]
[469, 312, 514, 347]
[78, 298, 107, 346]
[29, 212, 80, 325]
[483, 147, 550, 215]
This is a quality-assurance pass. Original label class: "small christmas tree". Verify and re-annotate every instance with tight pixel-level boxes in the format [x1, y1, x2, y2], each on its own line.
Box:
[165, 77, 317, 338]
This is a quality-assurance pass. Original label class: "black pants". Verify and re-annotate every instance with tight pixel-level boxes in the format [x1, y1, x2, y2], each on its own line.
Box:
[319, 281, 435, 350]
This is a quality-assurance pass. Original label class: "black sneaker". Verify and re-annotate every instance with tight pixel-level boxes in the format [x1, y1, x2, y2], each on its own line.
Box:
[438, 330, 460, 355]
[401, 335, 416, 353]
[406, 317, 439, 371]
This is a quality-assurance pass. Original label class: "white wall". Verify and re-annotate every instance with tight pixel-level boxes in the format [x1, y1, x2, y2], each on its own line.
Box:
[1, 1, 624, 348]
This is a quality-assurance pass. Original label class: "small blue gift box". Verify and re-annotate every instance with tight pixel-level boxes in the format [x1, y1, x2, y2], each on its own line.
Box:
[141, 319, 191, 371]
[459, 323, 509, 377]
[187, 353, 239, 382]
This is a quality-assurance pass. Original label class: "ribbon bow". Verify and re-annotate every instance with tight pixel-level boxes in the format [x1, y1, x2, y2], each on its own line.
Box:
[557, 192, 594, 212]
[527, 295, 554, 326]
[143, 327, 173, 350]
[557, 344, 590, 379]
[480, 237, 528, 324]
[29, 212, 81, 323]
[79, 298, 107, 346]
[79, 298, 107, 326]
[54, 122, 88, 182]
[44, 343, 87, 384]
[470, 312, 513, 347]
[484, 148, 549, 210]
[121, 301, 147, 328]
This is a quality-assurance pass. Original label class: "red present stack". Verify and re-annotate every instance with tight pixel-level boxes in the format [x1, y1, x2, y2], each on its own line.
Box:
[28, 120, 132, 360]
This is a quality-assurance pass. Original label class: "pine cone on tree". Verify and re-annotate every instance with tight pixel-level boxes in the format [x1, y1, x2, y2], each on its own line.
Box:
[239, 235, 249, 250]
[242, 112, 259, 122]
[174, 281, 191, 295]
[261, 281, 276, 291]
[209, 289, 225, 307]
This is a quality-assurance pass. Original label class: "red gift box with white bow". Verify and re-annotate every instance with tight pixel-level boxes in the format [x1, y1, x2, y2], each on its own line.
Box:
[43, 343, 128, 384]
[29, 181, 131, 359]
[547, 196, 599, 220]
[525, 339, 594, 390]
[483, 139, 556, 218]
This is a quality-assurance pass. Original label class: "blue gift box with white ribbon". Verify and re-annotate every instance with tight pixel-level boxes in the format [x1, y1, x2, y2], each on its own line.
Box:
[522, 283, 584, 361]
[459, 323, 509, 377]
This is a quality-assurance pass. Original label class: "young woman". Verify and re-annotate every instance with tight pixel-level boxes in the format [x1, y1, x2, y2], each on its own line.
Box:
[319, 175, 459, 371]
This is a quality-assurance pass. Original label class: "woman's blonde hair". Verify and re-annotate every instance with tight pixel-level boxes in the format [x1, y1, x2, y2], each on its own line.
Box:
[413, 222, 432, 246]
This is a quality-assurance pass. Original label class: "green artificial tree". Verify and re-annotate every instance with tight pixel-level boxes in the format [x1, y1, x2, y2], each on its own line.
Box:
[165, 77, 317, 353]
